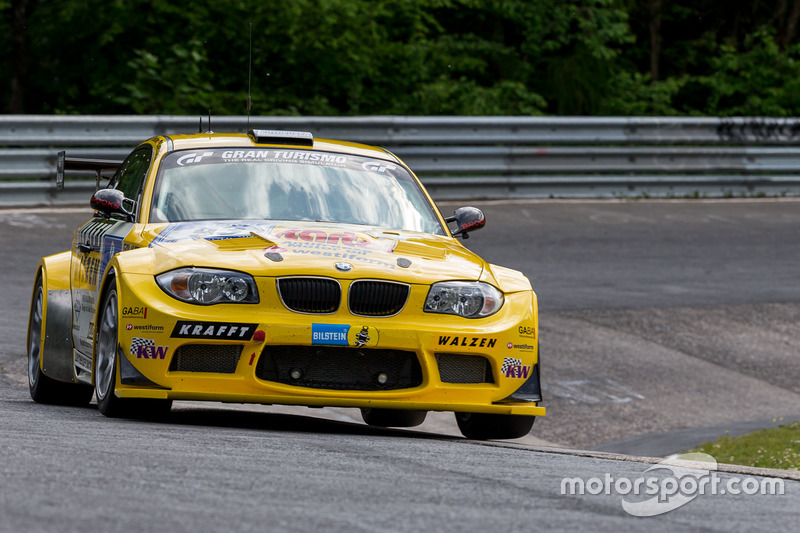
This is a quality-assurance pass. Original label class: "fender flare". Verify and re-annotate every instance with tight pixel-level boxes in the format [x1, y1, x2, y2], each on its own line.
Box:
[34, 252, 75, 383]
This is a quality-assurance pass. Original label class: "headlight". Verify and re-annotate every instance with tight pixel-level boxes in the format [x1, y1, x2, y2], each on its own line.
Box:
[424, 281, 504, 318]
[156, 268, 259, 305]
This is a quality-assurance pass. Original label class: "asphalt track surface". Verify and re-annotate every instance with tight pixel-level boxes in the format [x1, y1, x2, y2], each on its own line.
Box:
[1, 200, 799, 531]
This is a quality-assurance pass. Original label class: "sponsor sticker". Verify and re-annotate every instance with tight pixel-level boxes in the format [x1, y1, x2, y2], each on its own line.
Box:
[518, 325, 536, 338]
[502, 357, 532, 379]
[122, 306, 147, 319]
[170, 321, 258, 340]
[312, 323, 350, 346]
[437, 335, 497, 348]
[507, 342, 536, 351]
[127, 324, 165, 333]
[348, 325, 379, 347]
[130, 337, 168, 360]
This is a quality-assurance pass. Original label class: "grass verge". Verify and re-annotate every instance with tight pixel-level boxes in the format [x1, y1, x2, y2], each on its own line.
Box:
[692, 420, 800, 471]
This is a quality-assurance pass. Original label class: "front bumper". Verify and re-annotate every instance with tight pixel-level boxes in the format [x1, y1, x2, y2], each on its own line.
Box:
[112, 272, 545, 417]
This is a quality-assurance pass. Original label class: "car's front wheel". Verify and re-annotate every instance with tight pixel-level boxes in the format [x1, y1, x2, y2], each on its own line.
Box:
[361, 408, 427, 428]
[28, 276, 93, 406]
[95, 285, 171, 418]
[455, 412, 535, 440]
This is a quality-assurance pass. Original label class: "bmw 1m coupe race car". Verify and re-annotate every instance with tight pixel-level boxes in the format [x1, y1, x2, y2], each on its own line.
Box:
[27, 128, 544, 439]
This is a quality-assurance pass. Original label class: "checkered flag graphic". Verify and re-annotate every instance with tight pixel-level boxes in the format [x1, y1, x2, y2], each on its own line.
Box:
[130, 337, 155, 356]
[501, 357, 522, 374]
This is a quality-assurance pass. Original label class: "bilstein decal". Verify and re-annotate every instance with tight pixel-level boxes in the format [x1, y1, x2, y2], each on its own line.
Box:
[312, 323, 350, 346]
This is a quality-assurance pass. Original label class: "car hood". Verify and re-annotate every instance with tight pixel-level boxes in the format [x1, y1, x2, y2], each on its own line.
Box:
[138, 220, 488, 284]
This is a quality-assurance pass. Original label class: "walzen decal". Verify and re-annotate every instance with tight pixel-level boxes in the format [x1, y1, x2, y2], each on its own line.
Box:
[437, 336, 497, 348]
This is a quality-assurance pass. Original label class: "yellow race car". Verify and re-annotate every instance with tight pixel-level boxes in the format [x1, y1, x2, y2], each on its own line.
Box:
[27, 129, 544, 439]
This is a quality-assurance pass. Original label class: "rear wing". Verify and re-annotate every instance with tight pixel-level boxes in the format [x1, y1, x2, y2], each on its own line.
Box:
[56, 151, 123, 191]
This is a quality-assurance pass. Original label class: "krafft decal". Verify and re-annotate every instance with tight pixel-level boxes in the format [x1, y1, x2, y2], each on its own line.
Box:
[130, 337, 168, 360]
[437, 336, 497, 348]
[312, 324, 350, 346]
[502, 357, 532, 379]
[170, 321, 258, 340]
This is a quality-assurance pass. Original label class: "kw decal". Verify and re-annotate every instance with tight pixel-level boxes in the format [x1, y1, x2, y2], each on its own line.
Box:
[130, 337, 168, 360]
[502, 357, 532, 379]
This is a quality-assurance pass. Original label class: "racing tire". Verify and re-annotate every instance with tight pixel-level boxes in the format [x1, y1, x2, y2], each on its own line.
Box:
[361, 408, 427, 428]
[27, 277, 93, 406]
[455, 412, 535, 440]
[95, 286, 171, 418]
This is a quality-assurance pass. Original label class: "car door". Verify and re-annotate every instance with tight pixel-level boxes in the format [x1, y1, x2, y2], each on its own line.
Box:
[70, 145, 153, 376]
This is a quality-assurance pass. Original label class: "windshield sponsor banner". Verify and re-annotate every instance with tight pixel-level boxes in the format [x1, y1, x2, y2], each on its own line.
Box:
[162, 149, 400, 176]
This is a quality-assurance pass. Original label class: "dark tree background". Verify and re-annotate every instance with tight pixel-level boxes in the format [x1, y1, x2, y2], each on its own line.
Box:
[3, 0, 800, 116]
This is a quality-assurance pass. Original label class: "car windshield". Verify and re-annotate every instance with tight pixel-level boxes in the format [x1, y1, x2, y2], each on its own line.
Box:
[149, 148, 445, 235]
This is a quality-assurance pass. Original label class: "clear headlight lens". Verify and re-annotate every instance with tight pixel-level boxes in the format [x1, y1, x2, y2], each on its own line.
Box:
[424, 281, 504, 318]
[156, 268, 258, 305]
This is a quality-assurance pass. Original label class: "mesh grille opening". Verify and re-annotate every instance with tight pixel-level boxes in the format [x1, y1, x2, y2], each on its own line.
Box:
[348, 281, 409, 316]
[435, 353, 494, 384]
[255, 346, 422, 391]
[168, 345, 242, 373]
[277, 278, 341, 313]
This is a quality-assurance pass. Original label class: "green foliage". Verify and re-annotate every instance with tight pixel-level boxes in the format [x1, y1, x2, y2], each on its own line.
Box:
[690, 30, 800, 116]
[3, 0, 800, 116]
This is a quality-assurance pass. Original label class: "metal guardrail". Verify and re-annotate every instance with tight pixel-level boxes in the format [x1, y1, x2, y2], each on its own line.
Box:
[3, 115, 800, 206]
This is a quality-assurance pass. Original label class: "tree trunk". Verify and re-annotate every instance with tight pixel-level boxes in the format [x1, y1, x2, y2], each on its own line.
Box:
[7, 0, 30, 113]
[785, 0, 800, 45]
[649, 0, 663, 81]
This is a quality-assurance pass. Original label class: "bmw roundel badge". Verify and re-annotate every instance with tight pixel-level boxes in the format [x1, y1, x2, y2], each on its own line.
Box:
[334, 262, 353, 272]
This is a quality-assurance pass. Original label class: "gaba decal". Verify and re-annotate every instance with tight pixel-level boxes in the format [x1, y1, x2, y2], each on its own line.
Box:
[130, 337, 168, 360]
[171, 321, 257, 340]
[437, 336, 497, 348]
[502, 357, 531, 379]
[122, 306, 147, 319]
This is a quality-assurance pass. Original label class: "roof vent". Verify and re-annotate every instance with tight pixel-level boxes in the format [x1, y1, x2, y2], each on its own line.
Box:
[248, 129, 314, 147]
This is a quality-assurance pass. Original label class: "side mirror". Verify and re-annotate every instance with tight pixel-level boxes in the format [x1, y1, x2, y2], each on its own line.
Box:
[446, 206, 485, 239]
[90, 188, 134, 221]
